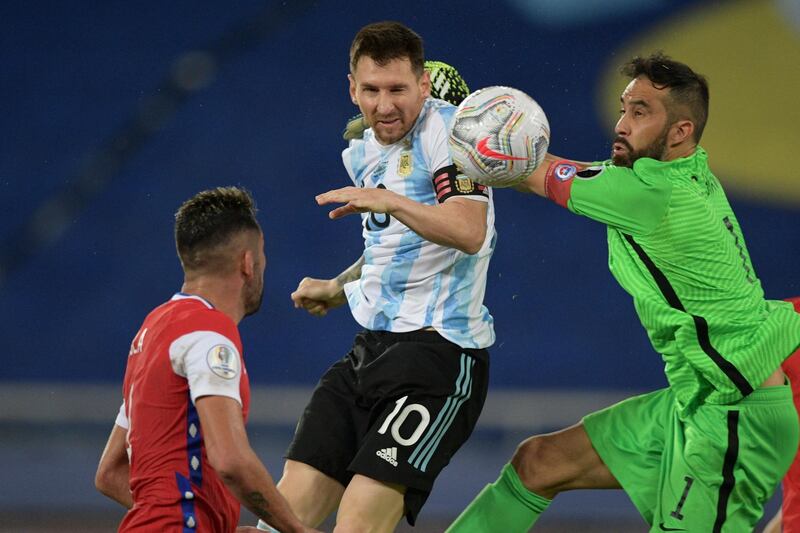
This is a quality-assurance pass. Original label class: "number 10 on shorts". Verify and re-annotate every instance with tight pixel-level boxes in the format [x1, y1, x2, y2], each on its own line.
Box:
[378, 396, 431, 446]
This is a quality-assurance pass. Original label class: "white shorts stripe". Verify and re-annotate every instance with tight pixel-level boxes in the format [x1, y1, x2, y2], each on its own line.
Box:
[408, 353, 474, 471]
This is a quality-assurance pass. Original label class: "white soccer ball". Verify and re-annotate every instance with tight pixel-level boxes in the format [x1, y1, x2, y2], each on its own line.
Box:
[448, 86, 550, 188]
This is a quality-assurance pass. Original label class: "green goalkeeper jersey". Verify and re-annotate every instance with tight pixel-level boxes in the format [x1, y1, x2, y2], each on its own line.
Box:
[548, 147, 800, 414]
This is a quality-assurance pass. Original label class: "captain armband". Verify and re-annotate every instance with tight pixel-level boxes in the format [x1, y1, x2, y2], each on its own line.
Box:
[544, 160, 603, 208]
[433, 164, 488, 204]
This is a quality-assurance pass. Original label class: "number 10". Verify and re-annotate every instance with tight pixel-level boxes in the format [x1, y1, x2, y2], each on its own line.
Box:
[377, 396, 431, 446]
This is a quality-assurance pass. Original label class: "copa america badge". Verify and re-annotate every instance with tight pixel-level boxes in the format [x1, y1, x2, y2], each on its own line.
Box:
[206, 344, 239, 379]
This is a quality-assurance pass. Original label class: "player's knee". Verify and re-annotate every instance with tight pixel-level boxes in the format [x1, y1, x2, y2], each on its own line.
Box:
[332, 516, 364, 533]
[510, 435, 561, 495]
[334, 484, 403, 533]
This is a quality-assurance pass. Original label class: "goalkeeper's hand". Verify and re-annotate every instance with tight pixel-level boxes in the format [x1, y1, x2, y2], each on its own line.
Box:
[342, 113, 368, 142]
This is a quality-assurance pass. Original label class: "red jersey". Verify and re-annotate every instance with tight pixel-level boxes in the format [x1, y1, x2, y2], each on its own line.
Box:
[115, 293, 250, 532]
[782, 296, 800, 533]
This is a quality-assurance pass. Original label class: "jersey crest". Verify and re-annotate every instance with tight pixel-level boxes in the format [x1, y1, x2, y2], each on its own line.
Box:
[398, 151, 413, 177]
[457, 176, 476, 193]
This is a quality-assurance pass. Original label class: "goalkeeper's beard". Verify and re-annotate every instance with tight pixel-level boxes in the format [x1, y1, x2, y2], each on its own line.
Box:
[612, 125, 669, 168]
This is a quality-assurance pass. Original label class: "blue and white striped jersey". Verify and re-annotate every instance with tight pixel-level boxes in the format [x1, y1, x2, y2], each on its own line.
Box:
[341, 98, 496, 349]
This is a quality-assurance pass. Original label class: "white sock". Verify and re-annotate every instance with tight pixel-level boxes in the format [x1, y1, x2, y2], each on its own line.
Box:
[256, 519, 281, 532]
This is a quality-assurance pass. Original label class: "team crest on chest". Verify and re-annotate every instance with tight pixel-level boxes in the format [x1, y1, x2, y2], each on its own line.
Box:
[397, 151, 413, 177]
[455, 176, 475, 193]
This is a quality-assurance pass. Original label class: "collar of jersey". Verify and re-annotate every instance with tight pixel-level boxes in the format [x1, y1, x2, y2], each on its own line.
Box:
[632, 146, 708, 174]
[172, 292, 215, 308]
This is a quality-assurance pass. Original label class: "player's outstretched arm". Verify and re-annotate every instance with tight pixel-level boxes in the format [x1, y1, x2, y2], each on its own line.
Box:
[316, 187, 487, 254]
[513, 153, 582, 197]
[95, 423, 133, 509]
[290, 255, 363, 317]
[196, 396, 320, 533]
[391, 195, 487, 254]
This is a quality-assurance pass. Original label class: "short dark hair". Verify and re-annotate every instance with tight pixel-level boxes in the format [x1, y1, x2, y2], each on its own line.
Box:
[174, 186, 260, 273]
[349, 21, 425, 77]
[621, 52, 710, 142]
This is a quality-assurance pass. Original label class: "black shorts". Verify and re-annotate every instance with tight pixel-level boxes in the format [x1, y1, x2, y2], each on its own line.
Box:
[286, 329, 489, 525]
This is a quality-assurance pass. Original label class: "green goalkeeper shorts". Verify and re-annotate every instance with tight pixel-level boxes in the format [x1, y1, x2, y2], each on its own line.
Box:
[583, 384, 798, 532]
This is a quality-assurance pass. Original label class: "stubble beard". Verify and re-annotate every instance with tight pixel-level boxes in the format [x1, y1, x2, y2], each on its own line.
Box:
[243, 277, 264, 318]
[612, 127, 669, 168]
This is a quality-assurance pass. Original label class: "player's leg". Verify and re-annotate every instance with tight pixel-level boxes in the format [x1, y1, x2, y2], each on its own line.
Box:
[446, 422, 619, 533]
[448, 389, 670, 532]
[512, 422, 620, 497]
[273, 460, 344, 526]
[257, 343, 368, 530]
[653, 383, 799, 532]
[334, 474, 406, 533]
[347, 331, 490, 529]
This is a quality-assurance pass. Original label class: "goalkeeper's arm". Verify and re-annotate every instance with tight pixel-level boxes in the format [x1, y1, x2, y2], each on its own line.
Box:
[513, 154, 592, 197]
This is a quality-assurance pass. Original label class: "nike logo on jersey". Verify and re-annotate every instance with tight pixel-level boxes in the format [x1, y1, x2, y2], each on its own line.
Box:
[376, 447, 398, 466]
[658, 523, 686, 531]
[476, 136, 527, 161]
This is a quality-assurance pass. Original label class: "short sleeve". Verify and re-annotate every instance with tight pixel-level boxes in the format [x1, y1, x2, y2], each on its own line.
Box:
[427, 106, 489, 204]
[426, 106, 454, 174]
[564, 162, 671, 235]
[342, 140, 364, 186]
[115, 401, 129, 430]
[169, 331, 243, 405]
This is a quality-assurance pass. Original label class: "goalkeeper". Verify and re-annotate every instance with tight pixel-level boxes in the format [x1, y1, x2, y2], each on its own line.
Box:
[448, 52, 800, 532]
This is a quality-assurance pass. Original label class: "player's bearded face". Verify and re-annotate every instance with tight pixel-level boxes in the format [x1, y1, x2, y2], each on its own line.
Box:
[611, 123, 669, 168]
[612, 77, 671, 168]
[349, 56, 430, 145]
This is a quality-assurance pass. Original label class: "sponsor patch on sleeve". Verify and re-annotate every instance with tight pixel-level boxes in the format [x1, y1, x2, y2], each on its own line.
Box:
[577, 166, 604, 179]
[206, 344, 240, 380]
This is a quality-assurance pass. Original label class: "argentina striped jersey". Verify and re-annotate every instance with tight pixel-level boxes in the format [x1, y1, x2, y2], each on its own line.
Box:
[341, 98, 496, 349]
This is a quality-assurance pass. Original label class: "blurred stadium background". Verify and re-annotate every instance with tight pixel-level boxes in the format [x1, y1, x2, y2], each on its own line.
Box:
[2, 0, 798, 531]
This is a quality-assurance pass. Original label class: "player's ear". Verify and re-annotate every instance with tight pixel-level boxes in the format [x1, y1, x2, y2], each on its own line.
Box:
[420, 69, 431, 98]
[669, 119, 695, 147]
[348, 74, 358, 105]
[241, 248, 255, 280]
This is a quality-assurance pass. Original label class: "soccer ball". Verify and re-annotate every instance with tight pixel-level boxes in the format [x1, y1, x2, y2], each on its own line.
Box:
[448, 86, 550, 188]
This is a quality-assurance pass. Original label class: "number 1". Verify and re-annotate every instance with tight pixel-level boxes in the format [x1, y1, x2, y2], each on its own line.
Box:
[670, 476, 693, 520]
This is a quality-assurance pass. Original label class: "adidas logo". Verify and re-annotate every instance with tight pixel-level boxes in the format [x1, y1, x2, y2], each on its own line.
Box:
[376, 447, 398, 467]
